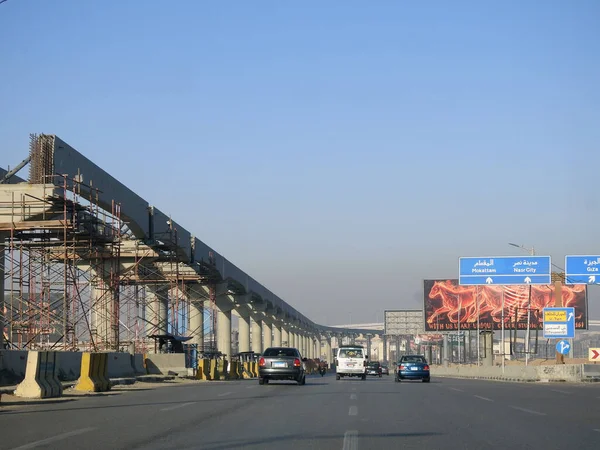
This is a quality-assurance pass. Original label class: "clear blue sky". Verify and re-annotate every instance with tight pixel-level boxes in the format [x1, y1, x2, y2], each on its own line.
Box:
[1, 1, 599, 324]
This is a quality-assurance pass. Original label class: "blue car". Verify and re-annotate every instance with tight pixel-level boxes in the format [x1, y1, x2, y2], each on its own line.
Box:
[395, 355, 430, 383]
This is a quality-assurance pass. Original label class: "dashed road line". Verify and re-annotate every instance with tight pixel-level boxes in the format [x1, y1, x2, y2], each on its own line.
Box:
[474, 395, 493, 402]
[549, 389, 570, 395]
[217, 391, 232, 397]
[510, 406, 546, 416]
[160, 402, 195, 412]
[448, 387, 464, 392]
[350, 394, 357, 400]
[348, 405, 358, 416]
[342, 430, 358, 450]
[11, 427, 96, 449]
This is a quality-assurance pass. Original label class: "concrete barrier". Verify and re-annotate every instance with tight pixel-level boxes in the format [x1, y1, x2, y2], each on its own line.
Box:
[210, 359, 218, 380]
[56, 352, 82, 381]
[0, 350, 27, 386]
[431, 364, 585, 382]
[227, 361, 239, 380]
[242, 362, 254, 379]
[14, 351, 63, 399]
[145, 354, 187, 377]
[107, 352, 136, 378]
[218, 360, 228, 380]
[583, 364, 600, 380]
[75, 353, 110, 392]
[196, 359, 209, 380]
[131, 354, 146, 375]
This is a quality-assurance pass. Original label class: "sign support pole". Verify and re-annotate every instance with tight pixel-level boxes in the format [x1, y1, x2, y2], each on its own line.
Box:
[476, 286, 480, 366]
[501, 289, 505, 374]
[554, 281, 564, 364]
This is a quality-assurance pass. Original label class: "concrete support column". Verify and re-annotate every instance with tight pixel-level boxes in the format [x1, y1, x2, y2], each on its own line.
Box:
[315, 337, 322, 360]
[237, 312, 251, 353]
[217, 308, 231, 359]
[91, 278, 121, 349]
[0, 244, 4, 350]
[262, 320, 273, 349]
[145, 285, 169, 336]
[281, 327, 289, 346]
[187, 285, 204, 349]
[325, 338, 332, 364]
[273, 324, 282, 347]
[290, 331, 296, 348]
[214, 287, 234, 360]
[251, 317, 262, 354]
[366, 335, 372, 359]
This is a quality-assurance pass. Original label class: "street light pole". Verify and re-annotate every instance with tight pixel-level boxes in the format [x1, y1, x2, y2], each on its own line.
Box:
[508, 242, 535, 256]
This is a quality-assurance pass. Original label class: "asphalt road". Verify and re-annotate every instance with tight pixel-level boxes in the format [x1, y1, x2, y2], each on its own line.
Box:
[1, 374, 599, 449]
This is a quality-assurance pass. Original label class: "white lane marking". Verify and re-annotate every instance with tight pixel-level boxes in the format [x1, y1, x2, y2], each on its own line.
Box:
[448, 387, 464, 392]
[350, 393, 357, 400]
[510, 406, 546, 416]
[594, 429, 600, 433]
[160, 402, 195, 412]
[550, 389, 570, 395]
[474, 395, 493, 402]
[11, 427, 96, 449]
[342, 430, 358, 450]
[348, 405, 358, 416]
[217, 391, 233, 397]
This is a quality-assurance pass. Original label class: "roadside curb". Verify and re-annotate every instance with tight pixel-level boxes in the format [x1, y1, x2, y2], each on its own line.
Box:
[431, 374, 598, 383]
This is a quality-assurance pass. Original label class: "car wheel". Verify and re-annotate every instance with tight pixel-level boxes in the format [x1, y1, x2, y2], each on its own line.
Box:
[379, 374, 382, 378]
[422, 378, 430, 383]
[336, 374, 340, 380]
[396, 377, 401, 382]
[361, 374, 366, 381]
[258, 377, 265, 385]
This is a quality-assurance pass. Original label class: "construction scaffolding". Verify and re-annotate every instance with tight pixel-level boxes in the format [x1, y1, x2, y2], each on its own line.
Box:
[0, 134, 215, 353]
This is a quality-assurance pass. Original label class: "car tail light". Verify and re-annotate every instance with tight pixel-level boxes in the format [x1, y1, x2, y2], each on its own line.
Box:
[293, 358, 301, 367]
[424, 365, 430, 371]
[259, 357, 265, 366]
[399, 365, 405, 370]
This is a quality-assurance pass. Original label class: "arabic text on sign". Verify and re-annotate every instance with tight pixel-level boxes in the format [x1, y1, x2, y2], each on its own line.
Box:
[544, 311, 567, 322]
[544, 324, 568, 335]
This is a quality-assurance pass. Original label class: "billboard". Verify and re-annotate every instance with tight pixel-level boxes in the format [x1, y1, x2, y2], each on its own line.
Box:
[384, 310, 424, 335]
[423, 279, 588, 332]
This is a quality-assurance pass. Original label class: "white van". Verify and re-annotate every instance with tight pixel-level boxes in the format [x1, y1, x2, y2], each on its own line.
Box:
[335, 345, 367, 380]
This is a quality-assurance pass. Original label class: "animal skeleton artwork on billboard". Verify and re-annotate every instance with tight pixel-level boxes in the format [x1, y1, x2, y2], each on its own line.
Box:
[423, 279, 588, 332]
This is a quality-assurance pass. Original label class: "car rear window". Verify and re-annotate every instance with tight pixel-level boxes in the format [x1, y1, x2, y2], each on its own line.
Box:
[263, 348, 298, 357]
[401, 356, 426, 363]
[339, 349, 363, 358]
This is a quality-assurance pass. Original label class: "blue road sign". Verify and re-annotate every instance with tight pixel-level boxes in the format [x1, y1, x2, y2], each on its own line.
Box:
[543, 307, 576, 339]
[458, 256, 552, 286]
[556, 340, 571, 355]
[565, 255, 600, 285]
